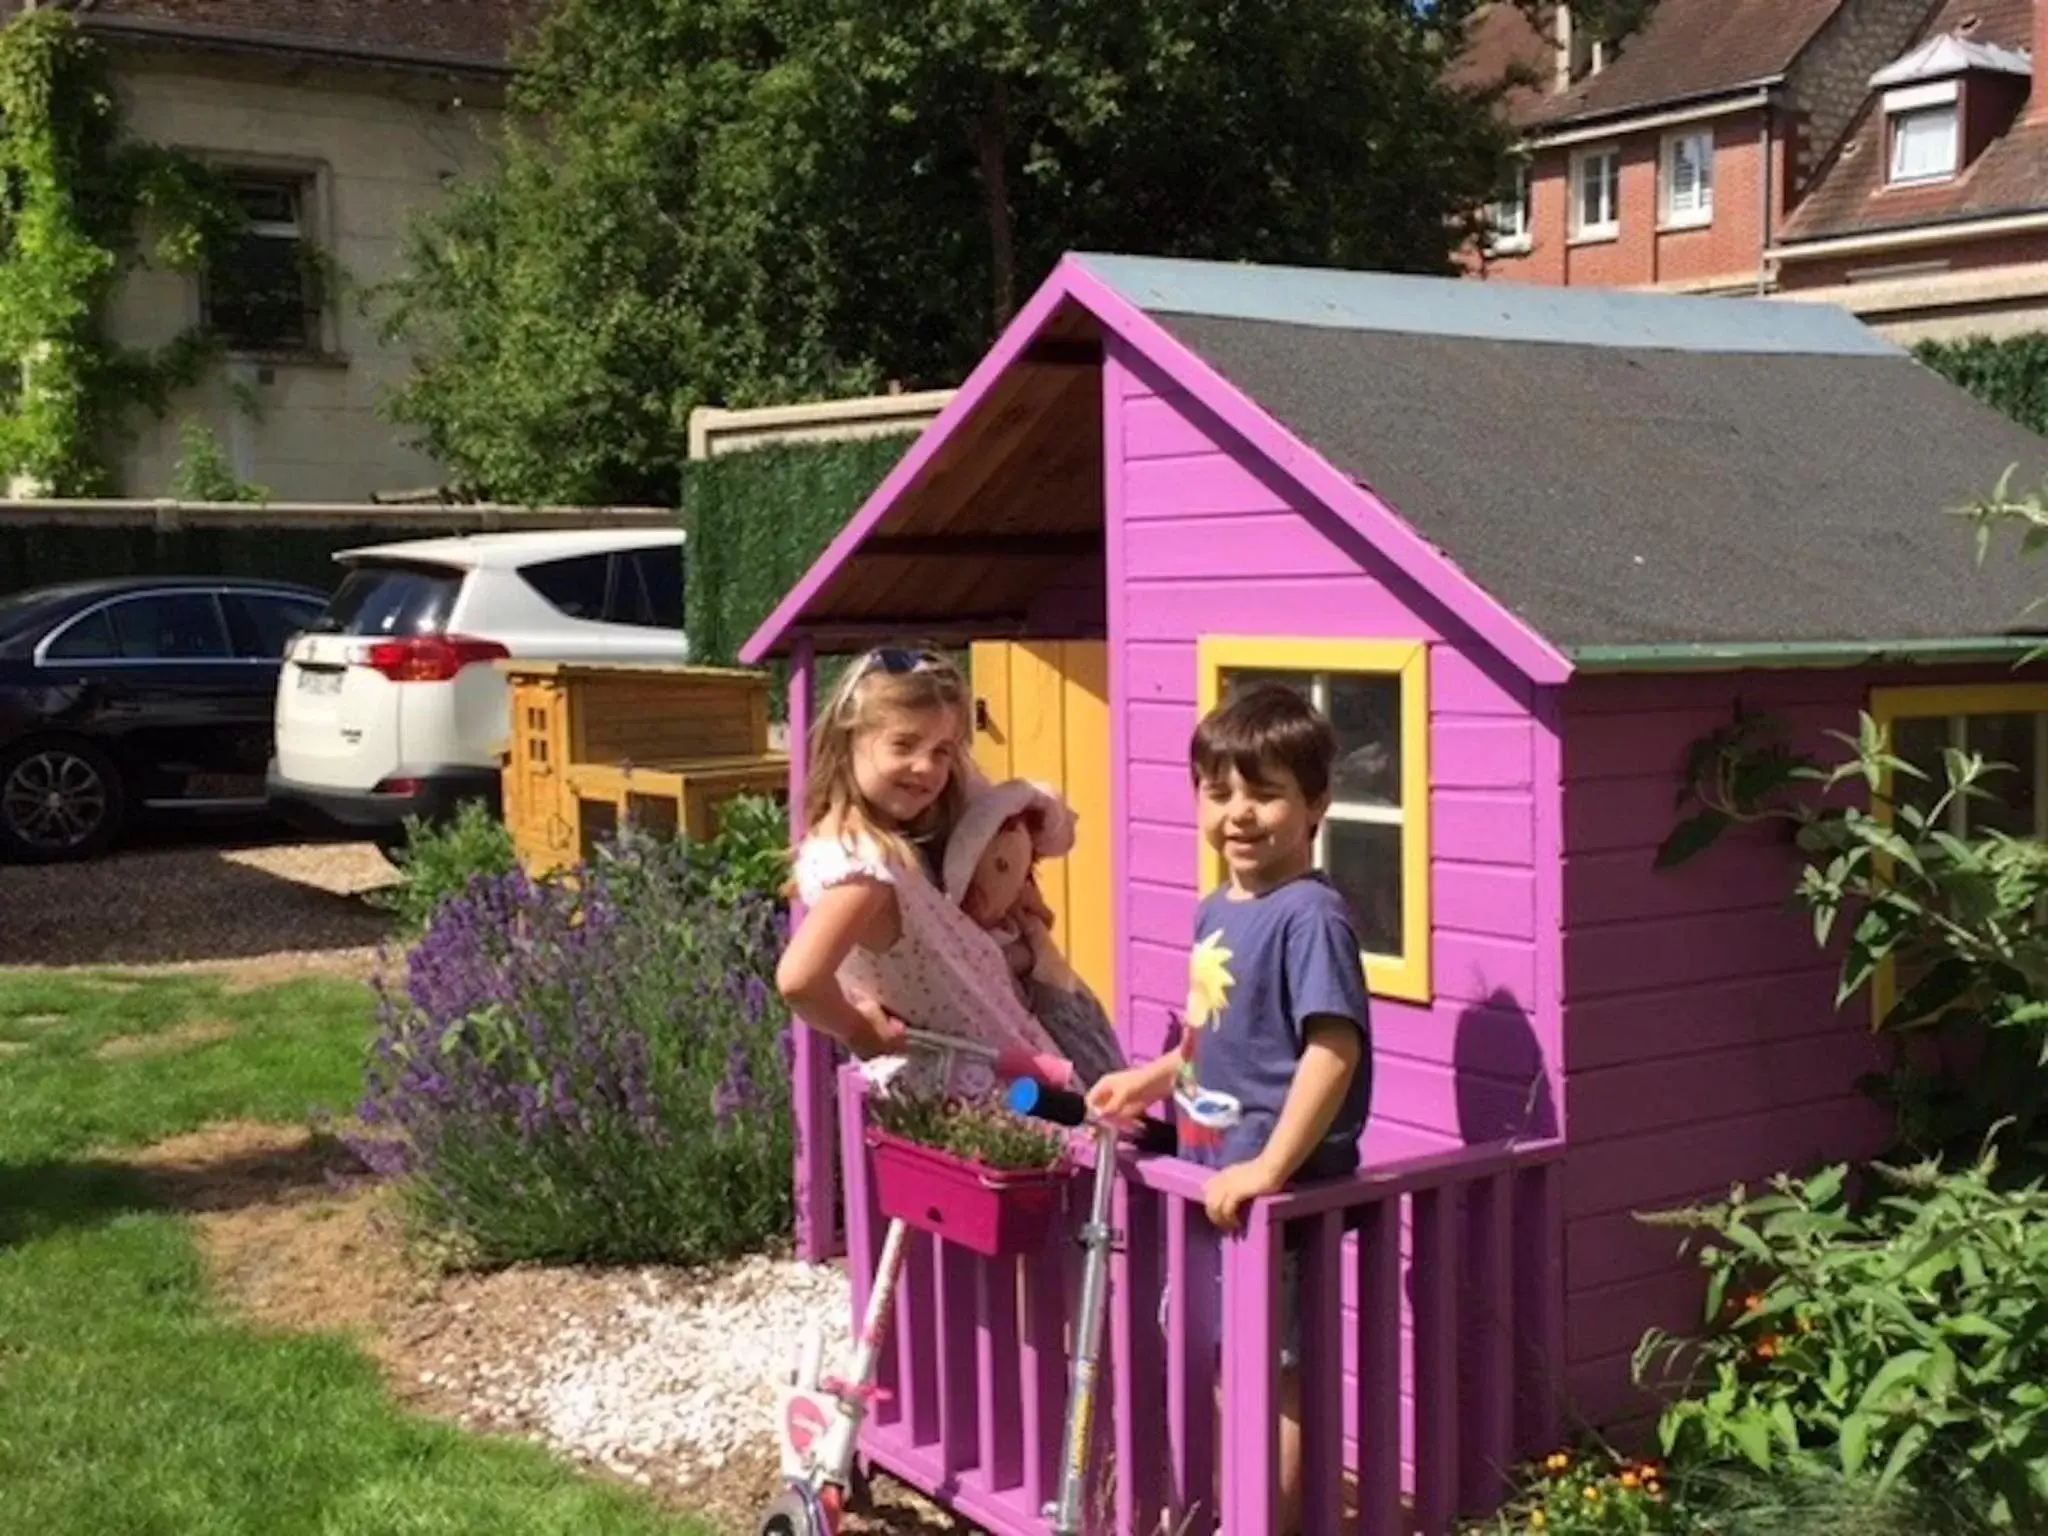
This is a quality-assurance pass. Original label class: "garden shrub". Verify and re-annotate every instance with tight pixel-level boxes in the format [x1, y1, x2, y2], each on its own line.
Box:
[366, 799, 520, 937]
[357, 829, 793, 1268]
[1635, 1146, 2048, 1531]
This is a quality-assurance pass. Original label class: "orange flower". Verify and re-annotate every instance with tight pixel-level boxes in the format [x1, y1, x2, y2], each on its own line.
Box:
[1583, 1485, 1602, 1502]
[1619, 1470, 1641, 1489]
[1743, 1292, 1767, 1314]
[1544, 1452, 1571, 1474]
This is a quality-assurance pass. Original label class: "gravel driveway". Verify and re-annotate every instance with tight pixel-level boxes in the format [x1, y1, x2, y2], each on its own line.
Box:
[0, 830, 398, 974]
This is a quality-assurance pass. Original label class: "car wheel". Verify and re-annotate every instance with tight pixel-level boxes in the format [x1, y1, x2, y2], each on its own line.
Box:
[0, 737, 127, 863]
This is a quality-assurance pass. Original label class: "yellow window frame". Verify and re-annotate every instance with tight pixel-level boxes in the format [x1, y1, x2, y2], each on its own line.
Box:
[1195, 636, 1433, 1003]
[1867, 681, 2048, 1024]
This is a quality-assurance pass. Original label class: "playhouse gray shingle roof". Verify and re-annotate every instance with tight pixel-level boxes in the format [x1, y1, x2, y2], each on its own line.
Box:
[1076, 254, 2048, 655]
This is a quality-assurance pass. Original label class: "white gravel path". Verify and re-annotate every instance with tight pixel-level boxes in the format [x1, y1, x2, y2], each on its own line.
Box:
[433, 1254, 852, 1488]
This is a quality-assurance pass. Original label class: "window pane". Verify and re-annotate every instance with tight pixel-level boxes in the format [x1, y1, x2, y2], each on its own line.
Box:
[1326, 819, 1403, 958]
[108, 593, 231, 660]
[43, 606, 118, 661]
[1668, 133, 1712, 216]
[1891, 714, 1948, 822]
[314, 564, 459, 638]
[1221, 668, 1312, 704]
[633, 548, 685, 630]
[521, 553, 611, 621]
[1963, 713, 2038, 838]
[1891, 108, 1956, 182]
[227, 593, 321, 658]
[1328, 675, 1401, 806]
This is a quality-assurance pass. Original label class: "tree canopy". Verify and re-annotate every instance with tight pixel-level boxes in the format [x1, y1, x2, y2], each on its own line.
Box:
[382, 0, 1526, 505]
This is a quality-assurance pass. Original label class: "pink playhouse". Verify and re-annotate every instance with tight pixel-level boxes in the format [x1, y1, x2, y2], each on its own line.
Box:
[741, 253, 2048, 1535]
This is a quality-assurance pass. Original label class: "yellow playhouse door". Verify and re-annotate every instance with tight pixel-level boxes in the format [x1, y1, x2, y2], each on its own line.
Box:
[969, 641, 1114, 1008]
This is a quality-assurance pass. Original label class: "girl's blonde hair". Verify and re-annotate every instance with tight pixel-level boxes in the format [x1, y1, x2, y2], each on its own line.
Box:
[803, 647, 975, 870]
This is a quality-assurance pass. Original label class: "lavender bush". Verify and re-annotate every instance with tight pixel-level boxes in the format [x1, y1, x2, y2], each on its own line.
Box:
[358, 829, 794, 1268]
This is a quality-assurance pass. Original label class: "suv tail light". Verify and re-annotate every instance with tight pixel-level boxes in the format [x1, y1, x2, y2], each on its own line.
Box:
[353, 634, 509, 683]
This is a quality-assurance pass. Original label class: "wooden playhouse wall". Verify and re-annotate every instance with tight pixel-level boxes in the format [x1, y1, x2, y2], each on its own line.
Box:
[1556, 668, 1909, 1433]
[1103, 339, 1567, 1457]
[1104, 340, 1564, 1160]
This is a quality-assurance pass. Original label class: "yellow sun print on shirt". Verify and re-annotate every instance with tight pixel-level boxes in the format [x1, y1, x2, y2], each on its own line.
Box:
[1184, 930, 1236, 1034]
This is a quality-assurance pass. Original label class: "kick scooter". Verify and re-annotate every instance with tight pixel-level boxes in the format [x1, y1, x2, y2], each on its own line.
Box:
[759, 1034, 1171, 1536]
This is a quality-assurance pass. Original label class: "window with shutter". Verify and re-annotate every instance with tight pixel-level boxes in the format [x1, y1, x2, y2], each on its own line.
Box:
[1662, 130, 1714, 226]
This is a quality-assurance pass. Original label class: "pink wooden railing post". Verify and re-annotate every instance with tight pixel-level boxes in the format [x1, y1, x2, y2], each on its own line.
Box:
[1295, 1211, 1347, 1536]
[789, 637, 842, 1262]
[1221, 1205, 1281, 1536]
[1411, 1185, 1462, 1535]
[1165, 1197, 1221, 1536]
[1462, 1172, 1518, 1514]
[1512, 1160, 1567, 1459]
[1113, 1176, 1166, 1536]
[1354, 1199, 1404, 1535]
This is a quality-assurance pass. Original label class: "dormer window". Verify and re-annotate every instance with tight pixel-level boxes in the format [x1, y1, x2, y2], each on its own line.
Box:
[1869, 33, 2032, 188]
[1887, 87, 1960, 184]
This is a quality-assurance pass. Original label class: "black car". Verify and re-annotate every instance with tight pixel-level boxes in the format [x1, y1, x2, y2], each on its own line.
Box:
[0, 576, 328, 862]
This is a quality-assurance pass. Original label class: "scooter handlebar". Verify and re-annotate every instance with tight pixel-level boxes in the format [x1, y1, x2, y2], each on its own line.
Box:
[1004, 1079, 1178, 1156]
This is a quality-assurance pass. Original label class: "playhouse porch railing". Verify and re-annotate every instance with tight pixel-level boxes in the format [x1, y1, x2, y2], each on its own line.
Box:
[836, 1067, 1566, 1536]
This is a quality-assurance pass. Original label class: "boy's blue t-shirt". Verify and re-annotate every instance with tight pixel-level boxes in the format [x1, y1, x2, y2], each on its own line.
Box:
[1172, 873, 1373, 1180]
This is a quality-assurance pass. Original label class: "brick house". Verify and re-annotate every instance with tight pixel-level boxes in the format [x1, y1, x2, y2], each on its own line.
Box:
[1460, 0, 1937, 296]
[1771, 0, 2048, 340]
[7, 0, 538, 501]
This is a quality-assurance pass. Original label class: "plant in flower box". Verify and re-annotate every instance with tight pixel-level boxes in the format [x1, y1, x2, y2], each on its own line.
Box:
[865, 1092, 1076, 1258]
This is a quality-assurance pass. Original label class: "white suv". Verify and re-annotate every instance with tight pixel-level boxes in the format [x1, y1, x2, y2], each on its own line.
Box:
[267, 528, 688, 849]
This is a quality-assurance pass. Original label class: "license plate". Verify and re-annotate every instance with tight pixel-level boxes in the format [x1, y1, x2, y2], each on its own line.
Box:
[297, 668, 342, 696]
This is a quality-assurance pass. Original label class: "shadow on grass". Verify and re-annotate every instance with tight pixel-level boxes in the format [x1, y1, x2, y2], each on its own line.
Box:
[0, 1132, 371, 1250]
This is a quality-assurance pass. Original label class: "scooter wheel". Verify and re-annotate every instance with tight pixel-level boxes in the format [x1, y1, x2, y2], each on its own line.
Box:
[759, 1484, 833, 1536]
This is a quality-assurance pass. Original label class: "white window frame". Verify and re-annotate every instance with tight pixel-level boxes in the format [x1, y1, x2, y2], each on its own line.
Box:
[1885, 86, 1959, 187]
[1660, 128, 1714, 228]
[1570, 145, 1620, 241]
[1488, 162, 1532, 255]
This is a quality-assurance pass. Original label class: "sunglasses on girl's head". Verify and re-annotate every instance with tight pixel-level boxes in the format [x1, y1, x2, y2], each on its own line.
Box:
[860, 647, 945, 678]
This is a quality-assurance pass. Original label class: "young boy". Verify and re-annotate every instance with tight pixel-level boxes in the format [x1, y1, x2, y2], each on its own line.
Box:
[1087, 683, 1373, 1532]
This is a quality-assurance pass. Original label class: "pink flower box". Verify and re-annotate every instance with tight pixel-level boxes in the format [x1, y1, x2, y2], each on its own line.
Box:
[865, 1127, 1075, 1258]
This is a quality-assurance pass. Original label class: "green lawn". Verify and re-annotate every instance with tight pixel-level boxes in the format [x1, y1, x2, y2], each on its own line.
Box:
[0, 970, 695, 1536]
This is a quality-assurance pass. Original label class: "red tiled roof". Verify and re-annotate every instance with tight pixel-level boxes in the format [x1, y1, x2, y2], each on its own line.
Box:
[1779, 0, 2047, 244]
[5, 0, 544, 72]
[1455, 0, 1847, 130]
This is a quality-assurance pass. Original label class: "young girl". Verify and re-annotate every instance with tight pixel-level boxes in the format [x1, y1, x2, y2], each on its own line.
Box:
[774, 647, 1073, 1071]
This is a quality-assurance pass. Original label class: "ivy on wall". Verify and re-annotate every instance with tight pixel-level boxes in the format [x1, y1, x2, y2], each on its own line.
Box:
[1914, 333, 2048, 439]
[0, 9, 245, 495]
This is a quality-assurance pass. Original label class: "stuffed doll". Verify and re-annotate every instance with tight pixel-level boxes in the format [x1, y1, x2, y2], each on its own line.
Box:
[943, 779, 1126, 1088]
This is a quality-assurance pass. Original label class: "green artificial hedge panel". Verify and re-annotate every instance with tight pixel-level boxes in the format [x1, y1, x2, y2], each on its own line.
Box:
[1915, 333, 2048, 438]
[682, 434, 914, 667]
[0, 525, 378, 597]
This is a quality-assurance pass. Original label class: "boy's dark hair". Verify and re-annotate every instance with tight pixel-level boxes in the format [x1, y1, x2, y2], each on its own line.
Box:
[1190, 683, 1338, 804]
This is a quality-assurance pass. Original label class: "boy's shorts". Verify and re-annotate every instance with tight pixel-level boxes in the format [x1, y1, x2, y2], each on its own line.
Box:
[1157, 1249, 1302, 1370]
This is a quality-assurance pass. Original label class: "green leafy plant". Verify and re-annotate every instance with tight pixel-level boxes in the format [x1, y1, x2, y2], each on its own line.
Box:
[870, 1092, 1066, 1172]
[0, 10, 250, 495]
[366, 799, 520, 936]
[1633, 1143, 2048, 1529]
[662, 793, 792, 908]
[167, 419, 270, 504]
[1658, 709, 2048, 1155]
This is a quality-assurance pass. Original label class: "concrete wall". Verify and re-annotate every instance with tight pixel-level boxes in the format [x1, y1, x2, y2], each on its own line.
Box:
[99, 49, 507, 502]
